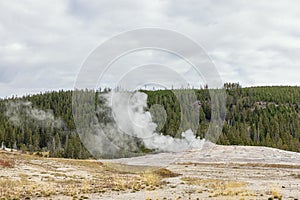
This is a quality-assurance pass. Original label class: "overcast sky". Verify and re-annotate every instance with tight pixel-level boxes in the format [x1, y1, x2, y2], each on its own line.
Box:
[1, 0, 300, 98]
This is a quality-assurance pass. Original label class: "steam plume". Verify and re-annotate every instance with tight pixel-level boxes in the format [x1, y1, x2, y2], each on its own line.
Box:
[92, 91, 206, 156]
[5, 101, 64, 129]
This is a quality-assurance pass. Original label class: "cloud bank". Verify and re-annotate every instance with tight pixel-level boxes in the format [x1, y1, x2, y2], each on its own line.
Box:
[1, 0, 300, 97]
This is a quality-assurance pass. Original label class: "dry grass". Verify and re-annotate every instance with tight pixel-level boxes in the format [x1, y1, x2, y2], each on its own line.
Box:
[266, 185, 283, 200]
[181, 177, 256, 197]
[0, 151, 15, 168]
[181, 177, 282, 200]
[149, 168, 180, 178]
[0, 150, 178, 199]
[0, 159, 14, 168]
[103, 163, 180, 192]
[291, 173, 300, 179]
[103, 162, 154, 174]
[182, 177, 245, 187]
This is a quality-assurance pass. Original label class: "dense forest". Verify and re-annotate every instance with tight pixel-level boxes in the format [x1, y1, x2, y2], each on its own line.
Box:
[1, 84, 300, 159]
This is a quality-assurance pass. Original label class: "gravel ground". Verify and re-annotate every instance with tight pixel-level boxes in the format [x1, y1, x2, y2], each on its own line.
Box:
[1, 145, 300, 199]
[99, 145, 300, 199]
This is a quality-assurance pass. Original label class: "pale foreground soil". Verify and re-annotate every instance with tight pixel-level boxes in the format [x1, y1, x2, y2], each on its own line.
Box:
[1, 145, 300, 199]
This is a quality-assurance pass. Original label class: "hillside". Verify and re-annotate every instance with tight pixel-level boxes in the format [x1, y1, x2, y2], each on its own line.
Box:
[0, 85, 300, 158]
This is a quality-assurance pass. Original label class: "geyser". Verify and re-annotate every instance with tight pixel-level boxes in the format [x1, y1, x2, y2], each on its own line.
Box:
[90, 91, 207, 158]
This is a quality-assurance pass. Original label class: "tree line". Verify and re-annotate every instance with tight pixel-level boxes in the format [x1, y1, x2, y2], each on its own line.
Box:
[0, 84, 299, 159]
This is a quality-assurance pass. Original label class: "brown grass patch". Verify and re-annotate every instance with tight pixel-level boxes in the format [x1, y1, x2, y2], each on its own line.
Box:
[152, 168, 180, 178]
[0, 159, 14, 168]
[291, 173, 300, 179]
[103, 163, 180, 191]
[181, 177, 256, 197]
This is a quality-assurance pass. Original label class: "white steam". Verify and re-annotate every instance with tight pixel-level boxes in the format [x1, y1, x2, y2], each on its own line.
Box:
[5, 101, 64, 129]
[104, 91, 206, 153]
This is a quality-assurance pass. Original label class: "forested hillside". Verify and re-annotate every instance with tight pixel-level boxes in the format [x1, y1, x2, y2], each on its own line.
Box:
[1, 84, 300, 159]
[145, 84, 300, 152]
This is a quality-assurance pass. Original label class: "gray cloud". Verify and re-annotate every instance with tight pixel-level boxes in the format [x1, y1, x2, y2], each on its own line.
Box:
[0, 0, 300, 97]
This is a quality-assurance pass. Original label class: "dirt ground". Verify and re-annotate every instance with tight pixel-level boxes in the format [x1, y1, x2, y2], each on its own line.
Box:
[1, 145, 300, 199]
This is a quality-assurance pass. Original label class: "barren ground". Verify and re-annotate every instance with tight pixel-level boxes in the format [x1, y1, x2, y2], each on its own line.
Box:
[1, 145, 300, 199]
